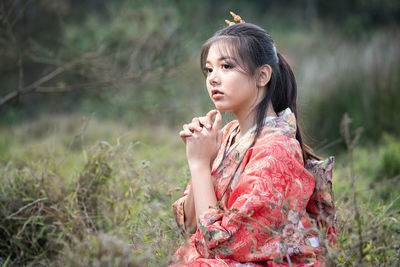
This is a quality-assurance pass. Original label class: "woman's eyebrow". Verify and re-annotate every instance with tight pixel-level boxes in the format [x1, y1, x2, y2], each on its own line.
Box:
[206, 56, 234, 64]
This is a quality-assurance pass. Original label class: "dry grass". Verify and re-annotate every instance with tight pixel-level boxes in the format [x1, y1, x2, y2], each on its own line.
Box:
[0, 114, 399, 266]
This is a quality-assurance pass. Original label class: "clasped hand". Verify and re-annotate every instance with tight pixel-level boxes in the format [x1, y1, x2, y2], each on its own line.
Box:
[179, 110, 223, 168]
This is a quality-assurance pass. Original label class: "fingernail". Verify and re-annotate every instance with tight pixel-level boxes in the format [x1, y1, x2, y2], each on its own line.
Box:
[197, 127, 202, 131]
[206, 124, 211, 128]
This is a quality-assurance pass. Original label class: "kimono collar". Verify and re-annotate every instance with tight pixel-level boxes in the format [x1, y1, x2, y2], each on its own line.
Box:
[260, 107, 297, 139]
[212, 107, 298, 193]
[232, 107, 297, 141]
[221, 107, 297, 161]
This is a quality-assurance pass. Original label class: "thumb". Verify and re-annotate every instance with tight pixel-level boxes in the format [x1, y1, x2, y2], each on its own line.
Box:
[212, 111, 222, 132]
[216, 129, 223, 147]
[206, 109, 218, 120]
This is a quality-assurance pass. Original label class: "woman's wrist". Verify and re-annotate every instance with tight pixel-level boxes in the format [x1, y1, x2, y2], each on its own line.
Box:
[188, 160, 211, 172]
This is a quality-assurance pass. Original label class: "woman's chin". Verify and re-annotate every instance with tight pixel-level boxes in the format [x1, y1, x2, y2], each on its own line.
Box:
[214, 106, 229, 112]
[213, 103, 230, 112]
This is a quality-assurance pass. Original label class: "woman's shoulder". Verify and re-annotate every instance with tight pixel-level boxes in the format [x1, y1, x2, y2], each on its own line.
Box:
[255, 132, 300, 149]
[251, 134, 303, 163]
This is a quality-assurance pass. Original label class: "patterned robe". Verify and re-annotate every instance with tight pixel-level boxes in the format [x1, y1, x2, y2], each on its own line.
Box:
[171, 108, 332, 266]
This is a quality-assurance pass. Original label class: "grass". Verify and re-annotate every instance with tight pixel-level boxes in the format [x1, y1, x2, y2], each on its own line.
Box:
[0, 113, 399, 266]
[333, 115, 400, 266]
[0, 115, 187, 266]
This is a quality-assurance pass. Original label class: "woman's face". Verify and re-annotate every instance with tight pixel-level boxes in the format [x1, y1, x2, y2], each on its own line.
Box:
[204, 42, 260, 117]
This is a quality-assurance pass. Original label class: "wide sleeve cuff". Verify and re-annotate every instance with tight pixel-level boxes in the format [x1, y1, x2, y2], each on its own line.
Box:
[172, 195, 188, 234]
[195, 207, 231, 258]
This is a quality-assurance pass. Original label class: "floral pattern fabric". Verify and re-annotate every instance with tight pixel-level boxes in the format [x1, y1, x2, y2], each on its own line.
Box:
[171, 108, 334, 266]
[305, 157, 337, 248]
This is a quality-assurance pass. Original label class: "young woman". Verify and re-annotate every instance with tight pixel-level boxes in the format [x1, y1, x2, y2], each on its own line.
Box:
[171, 13, 336, 267]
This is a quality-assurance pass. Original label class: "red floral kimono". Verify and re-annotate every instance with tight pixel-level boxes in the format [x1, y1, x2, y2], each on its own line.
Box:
[171, 108, 336, 266]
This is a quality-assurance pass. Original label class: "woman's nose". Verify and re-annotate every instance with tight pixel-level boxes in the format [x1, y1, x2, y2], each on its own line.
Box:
[208, 70, 221, 85]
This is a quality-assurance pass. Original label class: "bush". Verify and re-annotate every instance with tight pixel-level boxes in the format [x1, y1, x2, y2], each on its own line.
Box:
[375, 134, 400, 181]
[332, 118, 400, 265]
[0, 131, 185, 266]
[0, 165, 65, 265]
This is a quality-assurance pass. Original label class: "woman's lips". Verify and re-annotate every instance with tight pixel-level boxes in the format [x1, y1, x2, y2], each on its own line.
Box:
[211, 89, 224, 100]
[212, 94, 224, 100]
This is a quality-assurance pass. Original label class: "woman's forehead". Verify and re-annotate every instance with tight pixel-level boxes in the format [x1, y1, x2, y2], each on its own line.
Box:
[207, 40, 238, 61]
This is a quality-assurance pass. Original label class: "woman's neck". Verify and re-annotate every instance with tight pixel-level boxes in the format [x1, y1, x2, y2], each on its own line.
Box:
[234, 104, 277, 139]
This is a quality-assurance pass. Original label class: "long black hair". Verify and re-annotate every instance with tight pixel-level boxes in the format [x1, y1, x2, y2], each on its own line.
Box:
[200, 23, 319, 164]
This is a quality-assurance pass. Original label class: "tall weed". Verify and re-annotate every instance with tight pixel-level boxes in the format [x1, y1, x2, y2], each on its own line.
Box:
[334, 114, 400, 266]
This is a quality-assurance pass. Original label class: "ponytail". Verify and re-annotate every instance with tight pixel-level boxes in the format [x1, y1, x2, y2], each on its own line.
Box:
[275, 52, 321, 163]
[253, 52, 320, 164]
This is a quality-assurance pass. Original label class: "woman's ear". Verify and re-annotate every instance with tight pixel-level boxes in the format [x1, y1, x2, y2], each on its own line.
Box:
[256, 64, 272, 87]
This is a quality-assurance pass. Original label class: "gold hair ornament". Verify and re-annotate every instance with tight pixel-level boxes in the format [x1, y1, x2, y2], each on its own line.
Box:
[225, 11, 244, 26]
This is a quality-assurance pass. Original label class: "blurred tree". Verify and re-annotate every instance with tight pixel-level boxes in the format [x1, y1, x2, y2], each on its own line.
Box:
[0, 0, 183, 117]
[315, 0, 400, 33]
[1, 0, 399, 129]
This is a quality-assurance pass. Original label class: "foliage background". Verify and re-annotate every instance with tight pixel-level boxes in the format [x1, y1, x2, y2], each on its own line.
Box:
[0, 0, 399, 266]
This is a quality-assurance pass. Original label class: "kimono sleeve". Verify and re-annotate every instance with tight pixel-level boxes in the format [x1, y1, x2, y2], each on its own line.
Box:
[193, 139, 316, 261]
[172, 181, 191, 234]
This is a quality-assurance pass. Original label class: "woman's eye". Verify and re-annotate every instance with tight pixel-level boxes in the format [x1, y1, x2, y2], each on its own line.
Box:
[222, 64, 231, 70]
[204, 67, 213, 73]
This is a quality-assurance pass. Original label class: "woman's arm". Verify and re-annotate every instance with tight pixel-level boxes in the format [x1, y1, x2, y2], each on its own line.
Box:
[184, 111, 222, 224]
[189, 163, 217, 221]
[182, 159, 219, 233]
[177, 110, 222, 233]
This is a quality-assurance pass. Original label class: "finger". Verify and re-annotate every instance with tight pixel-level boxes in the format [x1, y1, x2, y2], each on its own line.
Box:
[199, 116, 212, 129]
[212, 111, 222, 131]
[182, 124, 193, 135]
[199, 110, 217, 130]
[189, 119, 203, 132]
[206, 109, 218, 121]
[179, 131, 187, 144]
[216, 130, 223, 147]
[179, 130, 192, 137]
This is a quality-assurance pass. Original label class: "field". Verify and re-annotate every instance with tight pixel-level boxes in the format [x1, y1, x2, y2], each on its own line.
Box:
[1, 1, 400, 266]
[1, 113, 399, 266]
